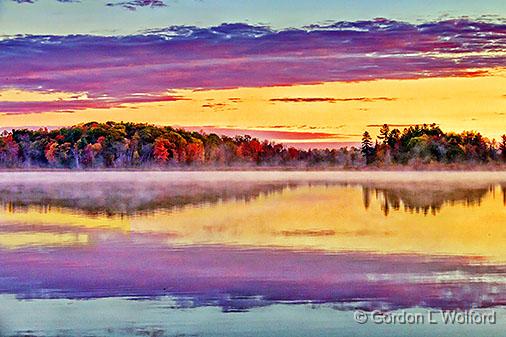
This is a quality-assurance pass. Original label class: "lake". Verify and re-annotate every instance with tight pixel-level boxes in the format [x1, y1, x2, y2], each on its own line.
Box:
[1, 171, 506, 336]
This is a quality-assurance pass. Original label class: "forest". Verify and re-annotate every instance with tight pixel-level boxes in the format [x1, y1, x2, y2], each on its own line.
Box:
[360, 123, 506, 166]
[0, 122, 505, 169]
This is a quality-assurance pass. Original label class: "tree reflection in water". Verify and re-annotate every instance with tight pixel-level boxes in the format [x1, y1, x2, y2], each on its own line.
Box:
[362, 185, 497, 216]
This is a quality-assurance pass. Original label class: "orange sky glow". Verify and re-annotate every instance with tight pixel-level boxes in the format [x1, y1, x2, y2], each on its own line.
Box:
[1, 67, 505, 148]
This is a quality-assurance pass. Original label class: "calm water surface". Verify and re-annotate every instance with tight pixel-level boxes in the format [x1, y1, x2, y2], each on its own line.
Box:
[1, 171, 506, 336]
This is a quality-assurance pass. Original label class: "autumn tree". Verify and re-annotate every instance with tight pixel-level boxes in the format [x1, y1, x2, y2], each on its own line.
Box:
[153, 137, 173, 163]
[186, 139, 205, 164]
[2, 121, 505, 169]
[0, 135, 20, 167]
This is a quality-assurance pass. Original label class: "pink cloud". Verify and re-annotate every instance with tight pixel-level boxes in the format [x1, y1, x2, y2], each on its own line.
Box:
[1, 19, 504, 113]
[180, 126, 355, 142]
[0, 95, 186, 114]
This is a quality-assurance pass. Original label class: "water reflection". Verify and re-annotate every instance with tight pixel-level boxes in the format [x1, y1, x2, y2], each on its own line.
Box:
[2, 240, 506, 311]
[1, 173, 506, 315]
[0, 181, 293, 216]
[362, 185, 492, 216]
[1, 180, 505, 217]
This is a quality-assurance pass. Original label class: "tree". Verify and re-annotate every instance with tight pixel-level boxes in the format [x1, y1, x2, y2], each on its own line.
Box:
[236, 138, 263, 162]
[153, 137, 173, 163]
[377, 124, 390, 145]
[2, 121, 506, 169]
[45, 142, 58, 166]
[0, 135, 20, 167]
[186, 140, 205, 164]
[287, 147, 299, 161]
[500, 135, 506, 162]
[361, 131, 376, 164]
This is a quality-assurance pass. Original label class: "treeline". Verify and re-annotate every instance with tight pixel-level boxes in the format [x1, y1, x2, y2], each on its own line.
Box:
[0, 122, 362, 168]
[1, 122, 505, 169]
[361, 123, 506, 165]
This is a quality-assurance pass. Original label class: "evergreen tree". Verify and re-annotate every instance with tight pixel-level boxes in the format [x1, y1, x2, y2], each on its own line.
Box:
[361, 131, 375, 164]
[500, 135, 506, 162]
[377, 124, 390, 145]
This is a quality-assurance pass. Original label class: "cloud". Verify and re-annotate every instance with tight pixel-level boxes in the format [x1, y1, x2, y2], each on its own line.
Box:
[106, 0, 167, 10]
[270, 97, 398, 103]
[278, 229, 336, 237]
[1, 19, 505, 113]
[366, 123, 438, 127]
[202, 102, 228, 109]
[281, 141, 360, 150]
[11, 0, 166, 8]
[180, 126, 355, 143]
[270, 98, 338, 103]
[0, 95, 186, 114]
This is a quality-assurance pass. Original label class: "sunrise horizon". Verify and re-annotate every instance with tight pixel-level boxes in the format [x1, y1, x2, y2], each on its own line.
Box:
[3, 2, 506, 336]
[1, 3, 505, 148]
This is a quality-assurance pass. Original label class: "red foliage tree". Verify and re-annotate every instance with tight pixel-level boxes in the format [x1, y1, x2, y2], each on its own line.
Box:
[153, 137, 173, 163]
[186, 140, 205, 164]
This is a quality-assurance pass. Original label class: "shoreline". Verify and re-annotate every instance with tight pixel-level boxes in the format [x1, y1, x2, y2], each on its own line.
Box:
[3, 164, 506, 172]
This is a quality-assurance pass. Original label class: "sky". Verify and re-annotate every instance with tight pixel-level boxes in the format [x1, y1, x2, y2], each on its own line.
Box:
[0, 0, 505, 147]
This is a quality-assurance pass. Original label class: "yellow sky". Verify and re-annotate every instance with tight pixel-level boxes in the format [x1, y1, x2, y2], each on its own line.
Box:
[1, 68, 505, 143]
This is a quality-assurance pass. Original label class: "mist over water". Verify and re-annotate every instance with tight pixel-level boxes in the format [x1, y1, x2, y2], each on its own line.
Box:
[1, 171, 506, 336]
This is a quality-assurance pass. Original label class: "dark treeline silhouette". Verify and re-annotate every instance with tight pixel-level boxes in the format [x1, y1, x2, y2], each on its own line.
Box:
[0, 121, 362, 168]
[0, 180, 295, 216]
[1, 121, 506, 169]
[362, 185, 492, 216]
[361, 123, 506, 166]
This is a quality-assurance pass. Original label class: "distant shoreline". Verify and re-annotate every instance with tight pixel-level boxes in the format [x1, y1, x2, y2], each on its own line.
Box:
[3, 164, 506, 172]
[3, 122, 506, 170]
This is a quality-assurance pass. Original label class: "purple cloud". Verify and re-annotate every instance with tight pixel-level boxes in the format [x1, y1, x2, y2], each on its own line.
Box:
[0, 95, 186, 114]
[11, 0, 80, 3]
[0, 19, 505, 114]
[11, 0, 166, 7]
[106, 0, 167, 10]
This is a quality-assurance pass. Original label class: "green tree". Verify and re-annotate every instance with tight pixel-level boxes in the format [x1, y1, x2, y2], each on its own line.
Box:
[361, 131, 375, 164]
